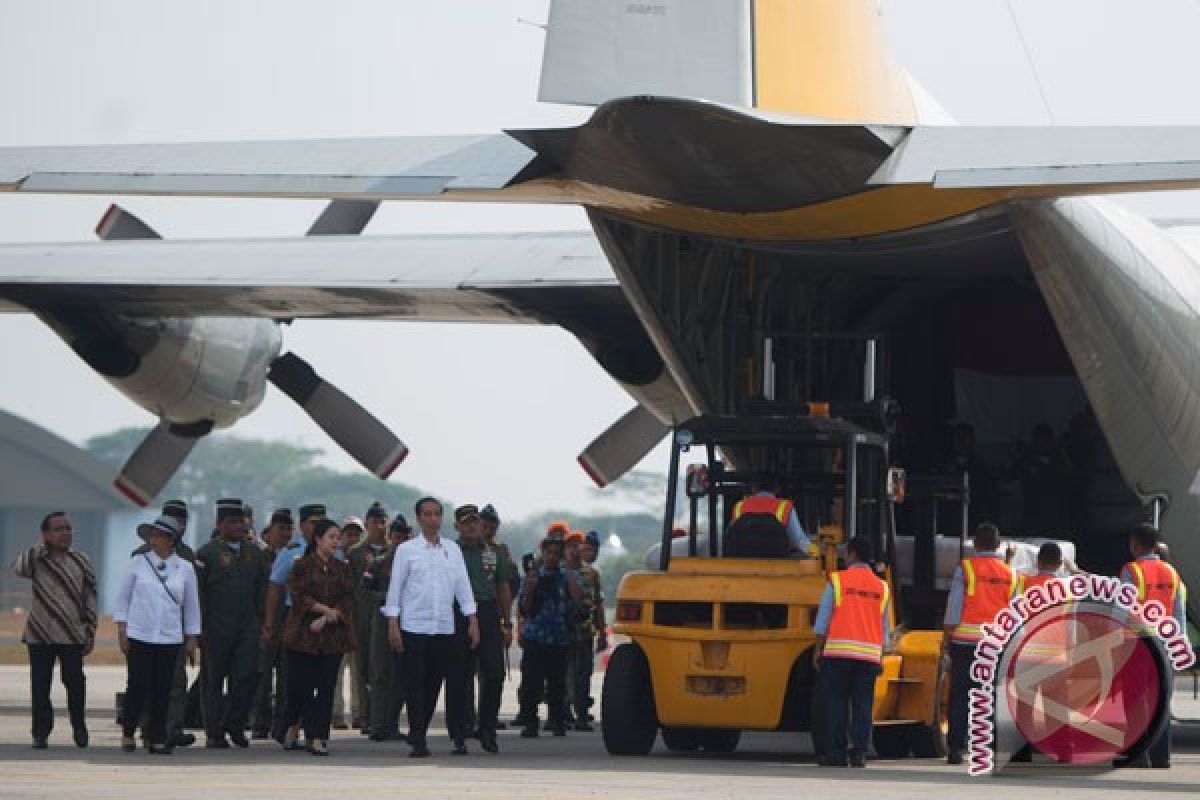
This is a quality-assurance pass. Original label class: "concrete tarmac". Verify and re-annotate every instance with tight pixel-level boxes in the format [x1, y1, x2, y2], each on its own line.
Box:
[0, 666, 1197, 799]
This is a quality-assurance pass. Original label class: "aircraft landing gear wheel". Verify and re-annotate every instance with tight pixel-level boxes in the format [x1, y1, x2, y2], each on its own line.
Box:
[872, 724, 913, 759]
[602, 643, 658, 755]
[661, 727, 701, 752]
[697, 728, 741, 753]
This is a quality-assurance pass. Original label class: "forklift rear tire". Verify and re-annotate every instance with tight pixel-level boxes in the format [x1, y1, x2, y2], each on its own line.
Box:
[697, 728, 741, 753]
[661, 727, 702, 752]
[602, 643, 658, 755]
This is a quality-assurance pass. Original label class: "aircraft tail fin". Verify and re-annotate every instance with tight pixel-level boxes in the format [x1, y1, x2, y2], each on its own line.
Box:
[540, 0, 918, 125]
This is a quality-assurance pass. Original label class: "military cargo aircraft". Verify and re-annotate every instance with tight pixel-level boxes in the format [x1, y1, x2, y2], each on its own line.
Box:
[0, 1, 1198, 617]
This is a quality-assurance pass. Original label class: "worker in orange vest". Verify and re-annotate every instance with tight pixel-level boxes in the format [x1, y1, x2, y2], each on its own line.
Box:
[942, 522, 1017, 765]
[730, 480, 812, 555]
[1116, 523, 1187, 769]
[813, 536, 890, 767]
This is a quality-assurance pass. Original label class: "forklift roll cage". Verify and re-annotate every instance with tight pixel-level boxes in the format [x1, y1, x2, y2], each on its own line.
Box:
[660, 414, 898, 578]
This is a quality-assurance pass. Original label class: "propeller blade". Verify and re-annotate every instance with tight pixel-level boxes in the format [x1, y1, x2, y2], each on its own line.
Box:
[268, 352, 408, 479]
[113, 421, 210, 506]
[95, 204, 162, 240]
[577, 404, 669, 488]
[306, 200, 381, 236]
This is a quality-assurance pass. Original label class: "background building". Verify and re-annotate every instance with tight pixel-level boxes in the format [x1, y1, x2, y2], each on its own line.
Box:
[0, 410, 140, 613]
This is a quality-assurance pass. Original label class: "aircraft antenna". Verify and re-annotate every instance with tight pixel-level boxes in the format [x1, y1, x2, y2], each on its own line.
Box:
[1004, 0, 1056, 124]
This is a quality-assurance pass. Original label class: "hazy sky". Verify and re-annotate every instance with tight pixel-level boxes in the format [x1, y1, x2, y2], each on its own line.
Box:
[2, 0, 1199, 516]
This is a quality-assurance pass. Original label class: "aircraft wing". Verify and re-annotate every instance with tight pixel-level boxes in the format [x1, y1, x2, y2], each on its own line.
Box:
[6, 106, 1200, 208]
[869, 126, 1200, 189]
[0, 230, 623, 325]
[0, 134, 542, 199]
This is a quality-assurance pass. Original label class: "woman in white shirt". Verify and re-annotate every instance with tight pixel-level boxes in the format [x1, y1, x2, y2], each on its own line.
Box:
[113, 515, 201, 754]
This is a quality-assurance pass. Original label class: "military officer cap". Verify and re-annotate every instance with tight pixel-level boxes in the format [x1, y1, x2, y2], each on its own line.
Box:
[216, 497, 245, 521]
[161, 499, 188, 522]
[270, 508, 294, 526]
[390, 513, 411, 533]
[298, 503, 326, 522]
[480, 503, 500, 523]
[454, 504, 481, 524]
[365, 501, 388, 520]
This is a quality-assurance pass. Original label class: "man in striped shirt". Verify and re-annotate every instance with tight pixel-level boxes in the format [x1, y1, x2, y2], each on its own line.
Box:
[12, 512, 98, 749]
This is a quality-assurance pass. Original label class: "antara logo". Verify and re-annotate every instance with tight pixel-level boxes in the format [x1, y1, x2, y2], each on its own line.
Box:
[964, 575, 1193, 775]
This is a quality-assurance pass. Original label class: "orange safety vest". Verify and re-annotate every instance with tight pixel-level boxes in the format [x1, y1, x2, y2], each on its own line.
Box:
[731, 495, 794, 525]
[953, 556, 1017, 643]
[1125, 558, 1181, 627]
[1016, 572, 1058, 594]
[824, 566, 889, 664]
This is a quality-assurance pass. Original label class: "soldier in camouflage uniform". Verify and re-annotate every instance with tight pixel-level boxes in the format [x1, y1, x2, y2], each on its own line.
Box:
[367, 513, 412, 741]
[452, 505, 514, 753]
[347, 502, 390, 732]
[477, 504, 516, 732]
[564, 530, 607, 731]
[195, 498, 269, 748]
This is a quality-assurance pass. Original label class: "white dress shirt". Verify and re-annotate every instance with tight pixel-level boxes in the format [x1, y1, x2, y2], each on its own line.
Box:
[382, 533, 476, 635]
[113, 552, 202, 644]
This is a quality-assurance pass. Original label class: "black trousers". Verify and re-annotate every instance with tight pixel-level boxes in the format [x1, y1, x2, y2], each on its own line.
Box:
[947, 641, 978, 754]
[164, 645, 190, 735]
[124, 640, 181, 744]
[26, 643, 86, 740]
[402, 632, 458, 747]
[282, 650, 343, 741]
[820, 657, 880, 763]
[518, 642, 567, 729]
[452, 604, 504, 735]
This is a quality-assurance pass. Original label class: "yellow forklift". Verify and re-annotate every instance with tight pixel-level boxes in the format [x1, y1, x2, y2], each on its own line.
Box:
[601, 412, 950, 758]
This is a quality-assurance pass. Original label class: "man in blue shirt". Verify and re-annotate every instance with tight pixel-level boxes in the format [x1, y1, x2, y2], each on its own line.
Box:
[516, 535, 582, 738]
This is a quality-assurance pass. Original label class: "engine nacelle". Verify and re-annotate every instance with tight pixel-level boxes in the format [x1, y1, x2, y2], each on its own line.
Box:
[40, 312, 282, 430]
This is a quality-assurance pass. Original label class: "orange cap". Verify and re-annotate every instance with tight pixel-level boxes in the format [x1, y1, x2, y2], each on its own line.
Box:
[547, 520, 570, 538]
[565, 529, 586, 544]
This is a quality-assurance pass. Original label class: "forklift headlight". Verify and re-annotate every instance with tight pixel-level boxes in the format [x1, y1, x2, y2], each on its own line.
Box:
[616, 602, 643, 622]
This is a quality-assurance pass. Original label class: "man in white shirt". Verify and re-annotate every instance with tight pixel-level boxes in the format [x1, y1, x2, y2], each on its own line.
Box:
[385, 497, 479, 757]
